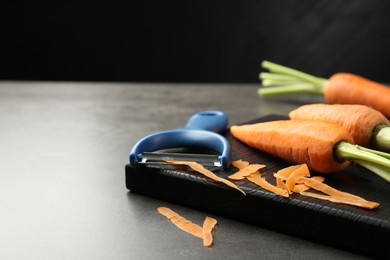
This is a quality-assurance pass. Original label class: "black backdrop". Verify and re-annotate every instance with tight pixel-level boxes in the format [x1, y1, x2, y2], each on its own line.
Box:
[1, 0, 390, 83]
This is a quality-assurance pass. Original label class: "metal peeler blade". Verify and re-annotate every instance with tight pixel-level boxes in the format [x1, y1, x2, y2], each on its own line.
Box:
[138, 152, 222, 167]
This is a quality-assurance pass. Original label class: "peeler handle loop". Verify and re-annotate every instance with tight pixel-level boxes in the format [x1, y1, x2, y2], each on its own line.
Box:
[184, 111, 228, 132]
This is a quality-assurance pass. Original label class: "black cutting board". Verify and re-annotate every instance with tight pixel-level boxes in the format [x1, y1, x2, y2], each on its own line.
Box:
[125, 115, 390, 259]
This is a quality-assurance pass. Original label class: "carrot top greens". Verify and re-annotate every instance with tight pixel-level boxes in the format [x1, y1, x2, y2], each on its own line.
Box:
[336, 141, 390, 182]
[373, 125, 390, 152]
[258, 60, 328, 98]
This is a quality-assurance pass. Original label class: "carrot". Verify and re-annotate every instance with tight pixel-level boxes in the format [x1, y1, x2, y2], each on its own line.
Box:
[289, 104, 390, 152]
[230, 119, 390, 182]
[325, 73, 390, 119]
[202, 216, 218, 247]
[258, 61, 390, 119]
[231, 120, 352, 173]
[166, 160, 246, 195]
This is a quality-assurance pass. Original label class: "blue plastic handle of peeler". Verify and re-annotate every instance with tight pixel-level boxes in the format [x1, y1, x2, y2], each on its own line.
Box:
[129, 111, 231, 170]
[184, 111, 228, 132]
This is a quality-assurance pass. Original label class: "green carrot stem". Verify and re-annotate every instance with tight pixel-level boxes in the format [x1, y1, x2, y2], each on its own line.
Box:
[356, 145, 390, 160]
[258, 83, 323, 98]
[372, 126, 390, 152]
[336, 141, 390, 182]
[262, 79, 304, 87]
[258, 61, 328, 98]
[259, 72, 299, 81]
[353, 160, 390, 183]
[261, 61, 327, 89]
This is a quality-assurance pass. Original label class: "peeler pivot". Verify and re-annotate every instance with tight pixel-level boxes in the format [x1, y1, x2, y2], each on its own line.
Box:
[129, 111, 231, 170]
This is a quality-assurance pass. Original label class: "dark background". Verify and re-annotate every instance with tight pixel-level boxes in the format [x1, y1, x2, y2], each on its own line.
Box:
[1, 0, 390, 83]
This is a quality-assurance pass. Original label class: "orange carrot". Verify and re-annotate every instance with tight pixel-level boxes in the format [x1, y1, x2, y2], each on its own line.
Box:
[231, 119, 390, 183]
[289, 104, 390, 150]
[258, 61, 390, 119]
[230, 120, 353, 173]
[325, 73, 390, 119]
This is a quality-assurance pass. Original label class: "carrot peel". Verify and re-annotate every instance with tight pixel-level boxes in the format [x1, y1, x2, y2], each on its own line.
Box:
[202, 216, 218, 247]
[293, 176, 325, 193]
[233, 161, 380, 209]
[158, 207, 218, 247]
[166, 160, 246, 195]
[285, 164, 310, 193]
[297, 177, 379, 209]
[246, 172, 289, 197]
[228, 164, 266, 180]
[231, 159, 250, 169]
[157, 207, 203, 239]
[299, 191, 379, 210]
[274, 164, 302, 190]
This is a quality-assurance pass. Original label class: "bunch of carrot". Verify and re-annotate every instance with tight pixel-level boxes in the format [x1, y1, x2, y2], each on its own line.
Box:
[258, 61, 390, 119]
[230, 119, 390, 183]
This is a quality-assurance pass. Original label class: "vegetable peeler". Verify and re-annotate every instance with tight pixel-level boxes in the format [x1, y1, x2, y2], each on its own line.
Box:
[129, 111, 231, 170]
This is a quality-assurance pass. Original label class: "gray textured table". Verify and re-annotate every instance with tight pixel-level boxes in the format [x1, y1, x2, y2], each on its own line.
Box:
[0, 81, 370, 259]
